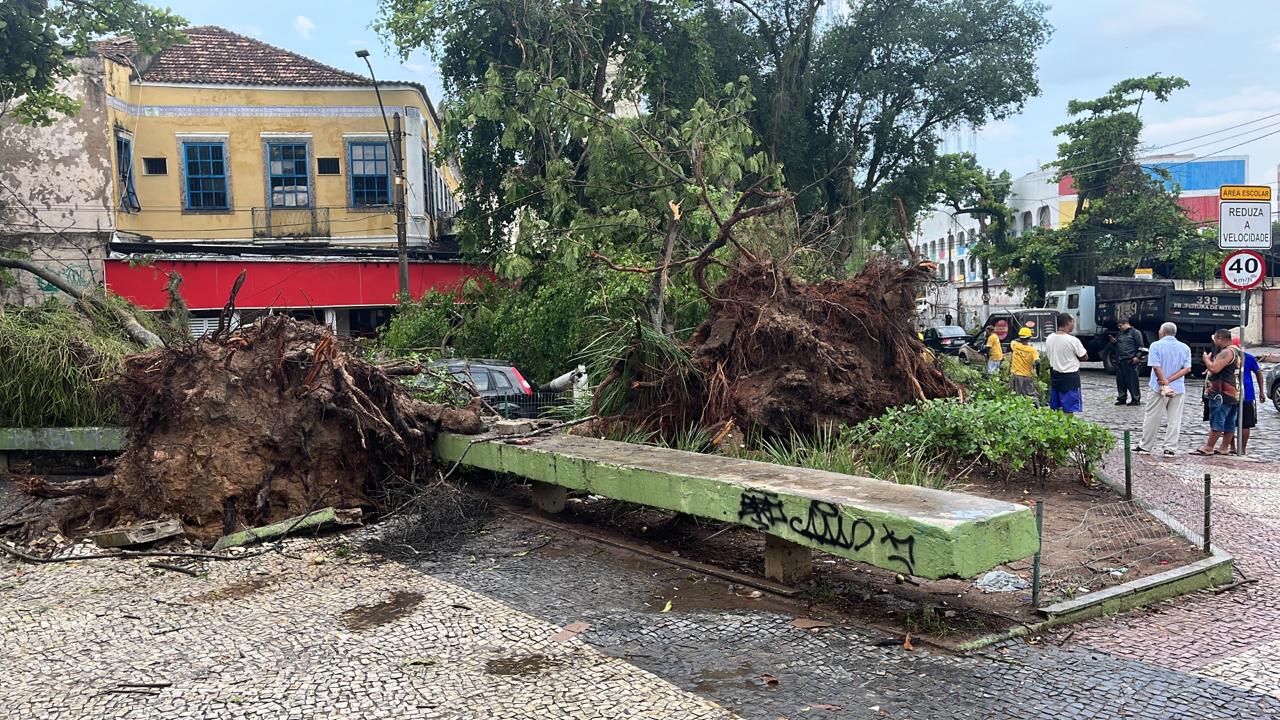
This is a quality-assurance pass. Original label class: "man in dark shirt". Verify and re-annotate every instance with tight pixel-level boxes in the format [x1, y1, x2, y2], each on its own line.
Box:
[1112, 316, 1145, 406]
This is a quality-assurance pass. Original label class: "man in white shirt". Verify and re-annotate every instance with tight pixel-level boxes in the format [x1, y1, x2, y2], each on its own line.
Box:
[1045, 313, 1088, 414]
[1137, 322, 1192, 456]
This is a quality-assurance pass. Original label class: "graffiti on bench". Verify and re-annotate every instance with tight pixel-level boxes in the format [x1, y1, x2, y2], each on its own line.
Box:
[737, 490, 917, 575]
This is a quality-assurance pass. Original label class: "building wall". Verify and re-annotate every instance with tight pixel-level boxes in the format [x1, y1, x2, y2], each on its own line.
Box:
[0, 232, 110, 306]
[0, 58, 114, 305]
[102, 61, 461, 244]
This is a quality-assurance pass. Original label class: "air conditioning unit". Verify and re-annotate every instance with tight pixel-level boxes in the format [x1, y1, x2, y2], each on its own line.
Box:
[436, 217, 455, 235]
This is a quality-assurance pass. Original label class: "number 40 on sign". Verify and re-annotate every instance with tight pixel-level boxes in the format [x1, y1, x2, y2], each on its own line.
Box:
[1221, 249, 1266, 290]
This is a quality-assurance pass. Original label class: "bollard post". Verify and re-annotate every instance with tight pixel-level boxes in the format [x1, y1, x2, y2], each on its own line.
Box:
[1203, 473, 1212, 554]
[1031, 500, 1044, 607]
[1123, 430, 1133, 500]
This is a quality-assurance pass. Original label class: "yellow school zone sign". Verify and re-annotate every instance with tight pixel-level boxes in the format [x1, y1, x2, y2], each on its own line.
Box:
[1219, 184, 1272, 201]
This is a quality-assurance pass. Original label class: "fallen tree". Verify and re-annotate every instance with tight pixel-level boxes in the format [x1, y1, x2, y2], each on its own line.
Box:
[8, 316, 483, 544]
[591, 254, 957, 438]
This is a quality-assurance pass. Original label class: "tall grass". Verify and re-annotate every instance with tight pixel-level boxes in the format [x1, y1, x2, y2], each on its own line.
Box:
[0, 300, 157, 427]
[756, 425, 951, 490]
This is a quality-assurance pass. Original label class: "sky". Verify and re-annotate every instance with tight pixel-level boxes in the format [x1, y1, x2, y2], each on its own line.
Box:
[151, 0, 1280, 185]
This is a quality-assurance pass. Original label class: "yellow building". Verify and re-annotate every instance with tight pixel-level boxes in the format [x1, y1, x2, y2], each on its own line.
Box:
[83, 26, 482, 335]
[97, 26, 459, 244]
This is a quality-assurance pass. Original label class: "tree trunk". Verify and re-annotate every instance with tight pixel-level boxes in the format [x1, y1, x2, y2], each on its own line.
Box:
[645, 218, 680, 333]
[0, 258, 163, 349]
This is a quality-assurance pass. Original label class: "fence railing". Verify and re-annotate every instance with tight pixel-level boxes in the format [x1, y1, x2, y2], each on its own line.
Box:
[251, 207, 331, 239]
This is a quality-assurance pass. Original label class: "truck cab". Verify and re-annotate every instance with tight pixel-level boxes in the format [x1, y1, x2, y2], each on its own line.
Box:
[1042, 286, 1097, 337]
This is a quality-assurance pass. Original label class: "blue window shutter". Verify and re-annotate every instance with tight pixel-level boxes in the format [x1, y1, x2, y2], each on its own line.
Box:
[183, 141, 229, 210]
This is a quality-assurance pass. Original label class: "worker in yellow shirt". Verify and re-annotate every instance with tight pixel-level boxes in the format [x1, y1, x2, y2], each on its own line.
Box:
[1009, 326, 1039, 398]
[984, 325, 1004, 374]
[919, 332, 935, 363]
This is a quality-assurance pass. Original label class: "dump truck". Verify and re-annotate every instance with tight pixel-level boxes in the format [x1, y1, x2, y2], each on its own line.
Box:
[1042, 277, 1244, 374]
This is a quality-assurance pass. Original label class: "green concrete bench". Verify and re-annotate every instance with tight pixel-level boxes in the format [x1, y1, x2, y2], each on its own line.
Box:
[435, 433, 1040, 583]
[0, 427, 127, 472]
[0, 427, 127, 452]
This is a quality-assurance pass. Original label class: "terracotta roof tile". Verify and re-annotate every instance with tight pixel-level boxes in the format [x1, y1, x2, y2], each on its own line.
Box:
[95, 26, 371, 87]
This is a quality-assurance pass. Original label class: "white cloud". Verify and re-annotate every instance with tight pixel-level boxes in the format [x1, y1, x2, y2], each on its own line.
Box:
[293, 15, 316, 39]
[1100, 0, 1204, 41]
[239, 25, 264, 38]
[401, 62, 428, 74]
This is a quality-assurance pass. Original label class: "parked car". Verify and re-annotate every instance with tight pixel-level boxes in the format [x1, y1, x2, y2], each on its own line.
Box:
[418, 359, 576, 419]
[922, 325, 969, 356]
[1265, 361, 1280, 412]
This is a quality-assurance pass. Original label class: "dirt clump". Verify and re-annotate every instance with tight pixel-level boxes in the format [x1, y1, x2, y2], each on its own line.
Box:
[623, 257, 957, 437]
[10, 316, 481, 544]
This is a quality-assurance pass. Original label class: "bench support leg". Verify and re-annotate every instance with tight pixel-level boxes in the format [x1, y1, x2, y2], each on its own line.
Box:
[764, 534, 812, 585]
[530, 481, 568, 514]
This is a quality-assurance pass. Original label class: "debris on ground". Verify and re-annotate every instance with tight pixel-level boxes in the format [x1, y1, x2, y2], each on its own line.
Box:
[90, 518, 184, 548]
[600, 257, 957, 437]
[212, 507, 362, 550]
[974, 570, 1031, 593]
[5, 316, 482, 545]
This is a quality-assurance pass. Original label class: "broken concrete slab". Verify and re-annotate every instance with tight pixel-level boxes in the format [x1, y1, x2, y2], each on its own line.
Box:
[435, 433, 1039, 580]
[493, 420, 536, 436]
[212, 508, 362, 551]
[91, 518, 183, 548]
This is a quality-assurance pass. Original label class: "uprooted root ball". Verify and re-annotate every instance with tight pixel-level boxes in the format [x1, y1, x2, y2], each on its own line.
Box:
[634, 258, 958, 436]
[14, 316, 483, 544]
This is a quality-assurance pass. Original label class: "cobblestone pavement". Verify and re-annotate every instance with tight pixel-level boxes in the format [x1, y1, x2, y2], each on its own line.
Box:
[1068, 365, 1280, 703]
[0, 538, 736, 720]
[429, 526, 1280, 719]
[5, 522, 1277, 720]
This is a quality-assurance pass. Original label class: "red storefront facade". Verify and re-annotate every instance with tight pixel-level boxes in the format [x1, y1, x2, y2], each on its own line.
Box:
[105, 257, 491, 336]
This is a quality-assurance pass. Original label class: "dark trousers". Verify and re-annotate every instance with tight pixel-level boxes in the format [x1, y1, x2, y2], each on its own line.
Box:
[1116, 359, 1140, 402]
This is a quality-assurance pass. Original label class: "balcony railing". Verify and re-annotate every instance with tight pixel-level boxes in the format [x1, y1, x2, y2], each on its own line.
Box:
[252, 207, 330, 239]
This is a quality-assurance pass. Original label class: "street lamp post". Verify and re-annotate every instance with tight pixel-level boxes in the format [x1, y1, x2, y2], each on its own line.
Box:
[355, 49, 410, 300]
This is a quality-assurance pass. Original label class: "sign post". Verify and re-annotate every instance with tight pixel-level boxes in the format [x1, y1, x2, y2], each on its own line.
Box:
[1218, 185, 1272, 456]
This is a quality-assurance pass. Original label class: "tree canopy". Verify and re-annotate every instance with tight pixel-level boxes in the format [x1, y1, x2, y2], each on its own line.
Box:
[378, 0, 1052, 277]
[0, 0, 186, 126]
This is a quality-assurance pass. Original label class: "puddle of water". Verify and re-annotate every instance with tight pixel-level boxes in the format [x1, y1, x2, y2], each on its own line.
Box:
[648, 575, 796, 614]
[484, 654, 564, 676]
[691, 661, 758, 693]
[183, 577, 275, 604]
[341, 590, 425, 631]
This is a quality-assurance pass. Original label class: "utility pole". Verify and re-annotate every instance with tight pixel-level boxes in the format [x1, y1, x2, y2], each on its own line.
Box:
[392, 112, 409, 299]
[355, 49, 410, 300]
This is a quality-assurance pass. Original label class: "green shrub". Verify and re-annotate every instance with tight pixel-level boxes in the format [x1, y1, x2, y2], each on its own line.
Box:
[856, 396, 1113, 483]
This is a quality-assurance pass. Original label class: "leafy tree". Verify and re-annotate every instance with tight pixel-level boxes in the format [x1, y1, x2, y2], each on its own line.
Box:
[927, 152, 1012, 260]
[1050, 74, 1196, 282]
[379, 0, 1052, 281]
[378, 0, 789, 333]
[0, 0, 186, 125]
[700, 0, 1051, 270]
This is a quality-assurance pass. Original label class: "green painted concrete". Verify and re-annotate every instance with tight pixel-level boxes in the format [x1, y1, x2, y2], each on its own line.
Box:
[436, 433, 1040, 579]
[956, 554, 1233, 651]
[0, 427, 126, 452]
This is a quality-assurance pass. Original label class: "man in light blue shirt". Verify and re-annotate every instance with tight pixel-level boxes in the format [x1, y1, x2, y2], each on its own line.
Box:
[1138, 322, 1192, 455]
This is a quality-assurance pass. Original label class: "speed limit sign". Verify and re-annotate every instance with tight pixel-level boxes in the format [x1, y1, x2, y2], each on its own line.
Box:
[1221, 249, 1266, 290]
